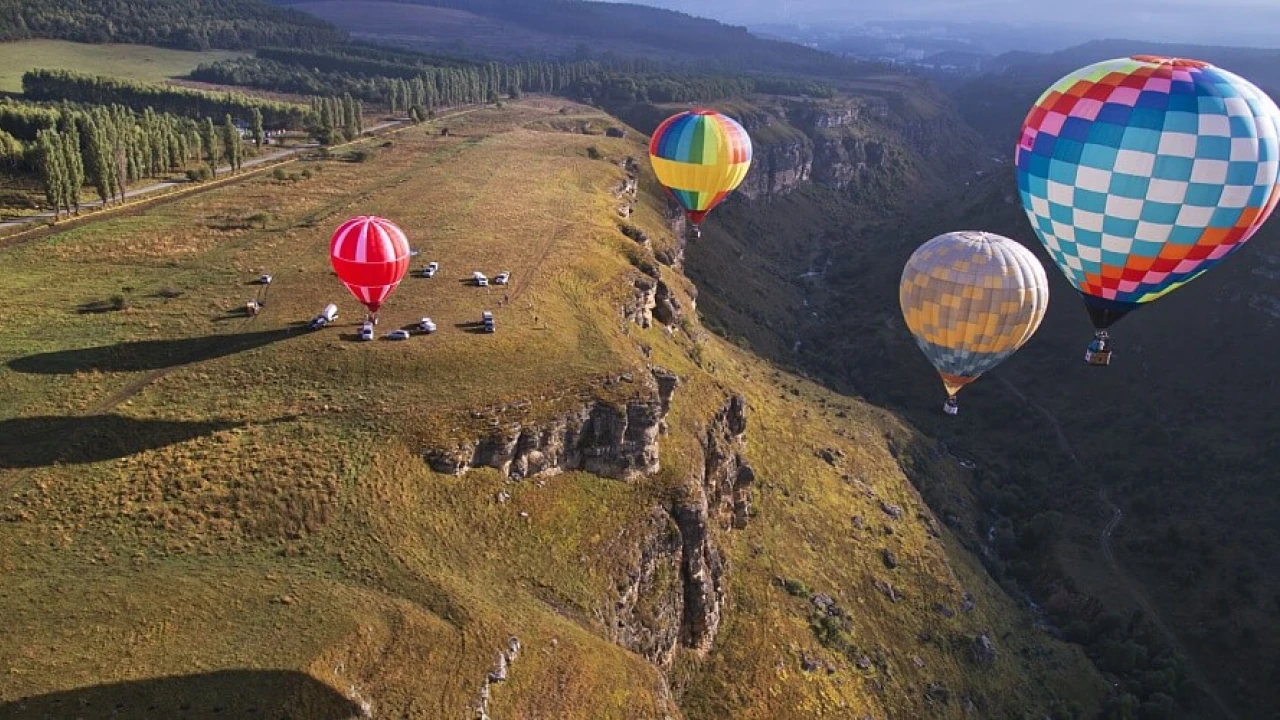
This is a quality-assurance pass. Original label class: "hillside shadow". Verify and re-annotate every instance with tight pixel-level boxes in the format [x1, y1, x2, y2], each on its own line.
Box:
[0, 414, 285, 469]
[0, 669, 361, 719]
[7, 328, 300, 375]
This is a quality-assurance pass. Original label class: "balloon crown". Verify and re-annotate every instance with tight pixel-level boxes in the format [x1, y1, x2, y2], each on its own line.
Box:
[1130, 55, 1211, 69]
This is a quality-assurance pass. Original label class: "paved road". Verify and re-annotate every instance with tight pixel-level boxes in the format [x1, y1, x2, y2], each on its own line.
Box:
[997, 376, 1237, 720]
[0, 119, 402, 230]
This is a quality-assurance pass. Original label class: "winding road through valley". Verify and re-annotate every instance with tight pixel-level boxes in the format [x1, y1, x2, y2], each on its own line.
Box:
[997, 377, 1237, 720]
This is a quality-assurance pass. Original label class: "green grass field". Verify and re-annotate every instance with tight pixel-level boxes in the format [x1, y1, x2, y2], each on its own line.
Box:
[0, 40, 243, 93]
[0, 98, 1104, 718]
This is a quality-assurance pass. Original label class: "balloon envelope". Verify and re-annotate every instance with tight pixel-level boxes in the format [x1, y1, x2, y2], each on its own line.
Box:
[329, 216, 412, 313]
[900, 231, 1050, 397]
[1015, 55, 1280, 328]
[648, 109, 753, 226]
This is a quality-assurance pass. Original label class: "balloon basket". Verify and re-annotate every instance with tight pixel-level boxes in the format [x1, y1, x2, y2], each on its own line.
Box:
[1084, 348, 1112, 366]
[1084, 330, 1112, 366]
[943, 396, 959, 416]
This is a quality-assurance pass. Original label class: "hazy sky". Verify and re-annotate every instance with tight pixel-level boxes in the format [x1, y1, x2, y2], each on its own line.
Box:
[616, 0, 1280, 48]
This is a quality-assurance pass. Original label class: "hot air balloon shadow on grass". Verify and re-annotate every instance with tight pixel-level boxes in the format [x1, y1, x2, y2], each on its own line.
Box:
[900, 231, 1050, 416]
[1016, 55, 1280, 366]
[648, 109, 753, 239]
[329, 216, 412, 325]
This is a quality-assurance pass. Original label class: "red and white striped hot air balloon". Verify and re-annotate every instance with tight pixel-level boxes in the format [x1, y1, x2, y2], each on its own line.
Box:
[329, 215, 412, 321]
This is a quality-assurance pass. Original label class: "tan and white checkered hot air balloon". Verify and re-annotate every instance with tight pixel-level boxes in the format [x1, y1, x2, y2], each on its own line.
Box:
[899, 231, 1050, 416]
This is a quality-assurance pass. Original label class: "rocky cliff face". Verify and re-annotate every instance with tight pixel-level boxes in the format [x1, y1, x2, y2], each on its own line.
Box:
[737, 137, 813, 201]
[424, 371, 672, 482]
[602, 507, 686, 670]
[672, 393, 754, 654]
[603, 393, 755, 669]
[732, 94, 978, 202]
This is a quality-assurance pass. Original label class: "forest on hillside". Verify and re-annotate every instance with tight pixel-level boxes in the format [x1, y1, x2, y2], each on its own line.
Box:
[190, 44, 837, 106]
[0, 0, 345, 49]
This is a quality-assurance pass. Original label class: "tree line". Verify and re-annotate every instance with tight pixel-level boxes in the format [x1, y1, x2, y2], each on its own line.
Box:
[191, 48, 835, 113]
[11, 104, 255, 219]
[22, 69, 312, 129]
[193, 53, 632, 109]
[3, 89, 372, 216]
[0, 0, 345, 50]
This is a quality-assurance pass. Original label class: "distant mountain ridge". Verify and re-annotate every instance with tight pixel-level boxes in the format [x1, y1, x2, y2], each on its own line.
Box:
[952, 38, 1280, 149]
[274, 0, 889, 78]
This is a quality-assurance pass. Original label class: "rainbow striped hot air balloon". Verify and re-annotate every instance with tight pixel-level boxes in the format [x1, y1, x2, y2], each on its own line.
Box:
[648, 109, 753, 233]
[1016, 55, 1280, 365]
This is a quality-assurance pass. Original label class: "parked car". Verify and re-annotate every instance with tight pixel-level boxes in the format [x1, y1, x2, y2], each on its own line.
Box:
[473, 271, 488, 287]
[386, 329, 410, 341]
[358, 322, 374, 341]
[494, 271, 511, 285]
[423, 262, 439, 278]
[418, 317, 437, 334]
[482, 310, 495, 333]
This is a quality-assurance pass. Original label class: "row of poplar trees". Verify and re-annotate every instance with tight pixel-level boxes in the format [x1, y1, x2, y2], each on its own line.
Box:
[308, 93, 362, 145]
[31, 105, 263, 220]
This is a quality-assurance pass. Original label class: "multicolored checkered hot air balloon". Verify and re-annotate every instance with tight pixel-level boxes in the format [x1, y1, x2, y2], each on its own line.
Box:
[900, 231, 1050, 416]
[329, 216, 412, 322]
[1015, 55, 1280, 366]
[648, 109, 753, 234]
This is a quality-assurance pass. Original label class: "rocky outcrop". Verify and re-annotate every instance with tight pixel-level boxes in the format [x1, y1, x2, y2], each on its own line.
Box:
[425, 370, 673, 482]
[653, 280, 683, 328]
[672, 394, 755, 654]
[811, 134, 888, 189]
[473, 637, 521, 720]
[625, 278, 683, 331]
[604, 508, 685, 670]
[626, 277, 658, 329]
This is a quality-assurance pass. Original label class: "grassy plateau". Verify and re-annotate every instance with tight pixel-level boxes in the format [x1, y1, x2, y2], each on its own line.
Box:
[0, 97, 1103, 718]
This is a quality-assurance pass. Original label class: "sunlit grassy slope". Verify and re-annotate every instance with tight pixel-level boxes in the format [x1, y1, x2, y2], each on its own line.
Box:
[0, 40, 244, 93]
[0, 98, 1104, 718]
